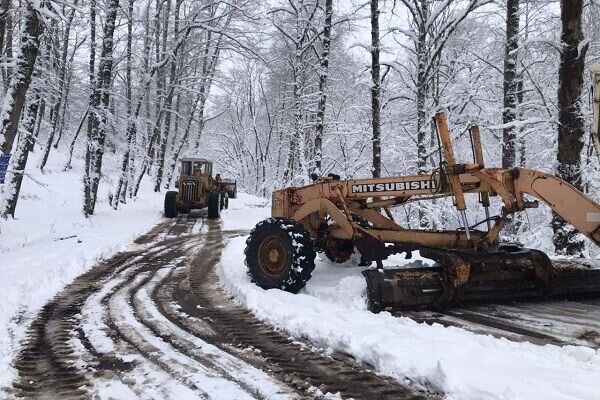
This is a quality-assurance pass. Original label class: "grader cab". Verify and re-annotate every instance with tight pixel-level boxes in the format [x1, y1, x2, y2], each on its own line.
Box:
[244, 113, 600, 312]
[164, 158, 228, 219]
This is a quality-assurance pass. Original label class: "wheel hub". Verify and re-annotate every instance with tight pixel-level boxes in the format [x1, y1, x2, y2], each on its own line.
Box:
[268, 249, 280, 263]
[258, 235, 289, 276]
[325, 238, 354, 263]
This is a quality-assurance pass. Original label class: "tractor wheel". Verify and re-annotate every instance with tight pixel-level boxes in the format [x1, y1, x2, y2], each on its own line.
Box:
[322, 214, 372, 265]
[324, 238, 355, 263]
[207, 192, 220, 219]
[164, 191, 178, 218]
[245, 218, 316, 293]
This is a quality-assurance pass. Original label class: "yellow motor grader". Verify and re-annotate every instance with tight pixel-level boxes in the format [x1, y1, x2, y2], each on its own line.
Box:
[244, 113, 600, 312]
[164, 158, 229, 219]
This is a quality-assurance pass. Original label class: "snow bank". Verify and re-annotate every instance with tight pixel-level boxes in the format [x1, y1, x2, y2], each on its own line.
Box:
[218, 195, 600, 400]
[221, 192, 271, 231]
[0, 150, 163, 391]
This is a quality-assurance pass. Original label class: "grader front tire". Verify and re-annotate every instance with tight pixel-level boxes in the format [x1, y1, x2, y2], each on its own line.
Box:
[207, 192, 220, 219]
[245, 218, 316, 293]
[164, 191, 178, 218]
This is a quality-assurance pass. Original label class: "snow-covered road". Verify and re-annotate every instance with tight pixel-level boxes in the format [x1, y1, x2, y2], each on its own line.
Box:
[5, 207, 425, 399]
[218, 195, 600, 400]
[7, 215, 302, 399]
[3, 191, 600, 400]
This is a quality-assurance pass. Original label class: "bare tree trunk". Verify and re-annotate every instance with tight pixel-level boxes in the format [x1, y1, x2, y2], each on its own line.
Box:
[31, 97, 45, 151]
[154, 0, 183, 192]
[517, 77, 525, 167]
[83, 0, 120, 216]
[415, 1, 429, 177]
[54, 33, 83, 149]
[552, 0, 588, 255]
[502, 0, 520, 168]
[1, 0, 11, 91]
[83, 0, 97, 214]
[2, 87, 40, 217]
[0, 3, 44, 218]
[285, 54, 302, 183]
[0, 0, 9, 68]
[64, 107, 88, 169]
[40, 3, 78, 170]
[0, 1, 44, 155]
[110, 0, 135, 208]
[314, 0, 332, 175]
[370, 0, 381, 178]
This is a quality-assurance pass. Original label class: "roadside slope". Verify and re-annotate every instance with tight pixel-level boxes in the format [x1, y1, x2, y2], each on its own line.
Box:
[0, 151, 163, 391]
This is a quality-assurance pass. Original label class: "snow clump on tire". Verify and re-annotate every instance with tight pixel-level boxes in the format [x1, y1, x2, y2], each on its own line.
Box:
[244, 217, 316, 293]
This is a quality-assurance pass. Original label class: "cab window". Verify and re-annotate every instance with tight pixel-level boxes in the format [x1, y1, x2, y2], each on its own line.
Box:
[193, 161, 206, 174]
[181, 161, 192, 175]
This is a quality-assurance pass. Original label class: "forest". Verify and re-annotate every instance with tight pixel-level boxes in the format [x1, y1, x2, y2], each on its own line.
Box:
[0, 0, 599, 255]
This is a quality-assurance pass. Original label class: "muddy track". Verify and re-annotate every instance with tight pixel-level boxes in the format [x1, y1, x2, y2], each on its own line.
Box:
[172, 221, 428, 400]
[401, 298, 600, 348]
[10, 213, 429, 400]
[10, 215, 199, 399]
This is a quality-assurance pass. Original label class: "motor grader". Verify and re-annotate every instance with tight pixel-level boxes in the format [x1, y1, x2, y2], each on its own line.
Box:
[244, 112, 600, 312]
[164, 158, 228, 219]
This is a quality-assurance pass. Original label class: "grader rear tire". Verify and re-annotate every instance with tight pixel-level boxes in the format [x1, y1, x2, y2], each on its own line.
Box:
[207, 192, 220, 219]
[164, 191, 178, 218]
[324, 238, 355, 263]
[245, 218, 316, 293]
[322, 214, 371, 264]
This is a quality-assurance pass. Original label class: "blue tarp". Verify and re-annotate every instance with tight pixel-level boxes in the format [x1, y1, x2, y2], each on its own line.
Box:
[0, 153, 11, 184]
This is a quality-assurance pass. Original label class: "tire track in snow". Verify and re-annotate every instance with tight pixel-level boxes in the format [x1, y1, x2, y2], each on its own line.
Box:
[180, 220, 428, 400]
[79, 241, 207, 399]
[132, 266, 297, 399]
[10, 215, 203, 399]
[11, 211, 428, 400]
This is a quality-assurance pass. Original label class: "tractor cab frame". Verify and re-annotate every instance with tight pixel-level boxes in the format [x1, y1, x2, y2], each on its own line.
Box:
[164, 158, 227, 219]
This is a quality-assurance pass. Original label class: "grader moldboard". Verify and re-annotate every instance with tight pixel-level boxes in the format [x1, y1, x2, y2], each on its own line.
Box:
[164, 158, 230, 219]
[245, 113, 600, 312]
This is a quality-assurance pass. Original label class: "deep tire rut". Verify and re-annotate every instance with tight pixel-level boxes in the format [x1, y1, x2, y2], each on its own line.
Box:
[10, 213, 429, 400]
[181, 220, 429, 400]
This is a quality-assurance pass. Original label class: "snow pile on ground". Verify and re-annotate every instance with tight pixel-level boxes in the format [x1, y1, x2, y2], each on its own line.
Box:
[0, 150, 163, 391]
[218, 194, 600, 400]
[221, 192, 270, 231]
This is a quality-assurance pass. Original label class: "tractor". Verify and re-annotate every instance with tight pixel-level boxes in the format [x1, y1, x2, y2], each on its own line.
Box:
[164, 158, 228, 219]
[219, 179, 238, 199]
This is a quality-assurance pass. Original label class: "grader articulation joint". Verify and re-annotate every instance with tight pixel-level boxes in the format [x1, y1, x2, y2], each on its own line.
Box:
[244, 112, 600, 312]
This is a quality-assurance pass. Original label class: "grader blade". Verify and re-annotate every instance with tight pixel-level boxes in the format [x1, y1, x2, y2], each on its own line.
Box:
[363, 249, 600, 312]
